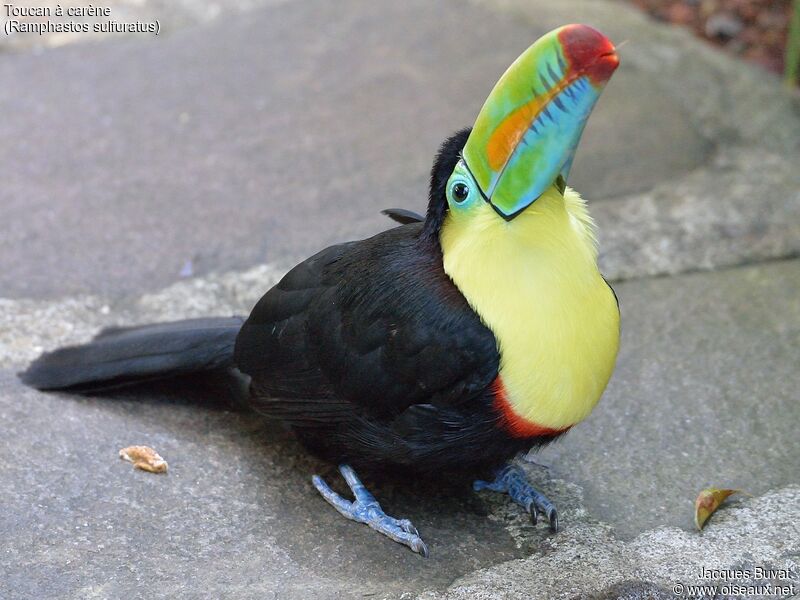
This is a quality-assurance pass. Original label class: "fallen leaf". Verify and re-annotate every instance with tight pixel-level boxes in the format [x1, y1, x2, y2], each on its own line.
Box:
[119, 445, 168, 474]
[694, 488, 745, 530]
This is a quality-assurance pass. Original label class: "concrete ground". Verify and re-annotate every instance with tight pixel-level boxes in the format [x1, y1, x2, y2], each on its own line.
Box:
[1, 0, 799, 598]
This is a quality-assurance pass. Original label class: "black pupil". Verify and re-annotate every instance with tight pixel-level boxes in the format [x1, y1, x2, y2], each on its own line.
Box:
[452, 182, 469, 202]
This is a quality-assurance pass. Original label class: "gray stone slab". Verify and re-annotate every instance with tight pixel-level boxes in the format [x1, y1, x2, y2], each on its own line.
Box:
[595, 148, 800, 282]
[2, 257, 798, 599]
[536, 258, 800, 538]
[422, 485, 800, 600]
[0, 0, 720, 299]
[0, 372, 527, 600]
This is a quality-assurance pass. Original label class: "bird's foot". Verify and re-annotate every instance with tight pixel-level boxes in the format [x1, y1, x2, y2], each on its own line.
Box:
[312, 464, 429, 557]
[474, 464, 559, 532]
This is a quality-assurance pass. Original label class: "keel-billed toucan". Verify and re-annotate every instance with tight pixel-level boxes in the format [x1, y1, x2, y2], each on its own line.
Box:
[22, 25, 621, 556]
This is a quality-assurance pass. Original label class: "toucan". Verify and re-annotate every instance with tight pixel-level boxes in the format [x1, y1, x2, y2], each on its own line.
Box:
[21, 24, 621, 557]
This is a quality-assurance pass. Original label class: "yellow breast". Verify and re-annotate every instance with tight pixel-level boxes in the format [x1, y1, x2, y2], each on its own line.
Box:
[440, 186, 620, 430]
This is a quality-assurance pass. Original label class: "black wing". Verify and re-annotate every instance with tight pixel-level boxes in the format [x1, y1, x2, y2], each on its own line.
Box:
[234, 223, 499, 424]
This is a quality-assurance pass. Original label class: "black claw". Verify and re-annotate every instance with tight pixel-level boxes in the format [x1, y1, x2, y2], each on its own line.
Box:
[415, 540, 430, 558]
[527, 502, 538, 525]
[548, 509, 559, 533]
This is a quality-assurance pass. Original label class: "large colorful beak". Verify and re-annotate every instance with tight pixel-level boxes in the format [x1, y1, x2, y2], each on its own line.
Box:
[462, 24, 619, 219]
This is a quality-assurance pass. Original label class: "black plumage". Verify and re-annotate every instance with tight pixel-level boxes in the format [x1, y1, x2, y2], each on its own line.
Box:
[20, 317, 243, 392]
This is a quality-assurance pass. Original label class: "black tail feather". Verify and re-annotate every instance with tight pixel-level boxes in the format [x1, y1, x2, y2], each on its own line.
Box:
[20, 317, 244, 392]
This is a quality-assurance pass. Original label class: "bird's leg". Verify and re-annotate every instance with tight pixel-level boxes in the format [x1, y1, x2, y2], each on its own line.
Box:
[473, 463, 559, 532]
[312, 464, 429, 557]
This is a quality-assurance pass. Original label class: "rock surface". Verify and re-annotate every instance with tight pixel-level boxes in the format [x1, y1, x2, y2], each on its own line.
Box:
[2, 258, 798, 599]
[538, 259, 800, 538]
[3, 0, 799, 298]
[1, 0, 799, 599]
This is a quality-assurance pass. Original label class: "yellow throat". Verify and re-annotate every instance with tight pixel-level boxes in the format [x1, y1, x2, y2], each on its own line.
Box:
[440, 186, 620, 431]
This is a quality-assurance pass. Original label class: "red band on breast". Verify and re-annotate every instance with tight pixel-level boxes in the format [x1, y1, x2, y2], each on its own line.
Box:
[492, 377, 572, 439]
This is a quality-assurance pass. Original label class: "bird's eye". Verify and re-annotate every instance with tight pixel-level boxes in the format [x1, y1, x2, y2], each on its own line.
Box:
[452, 182, 470, 203]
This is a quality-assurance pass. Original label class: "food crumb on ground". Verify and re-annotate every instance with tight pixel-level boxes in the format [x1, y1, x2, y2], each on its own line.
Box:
[119, 445, 168, 474]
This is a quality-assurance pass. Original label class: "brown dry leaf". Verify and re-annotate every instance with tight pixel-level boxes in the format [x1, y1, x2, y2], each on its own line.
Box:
[119, 445, 168, 474]
[694, 488, 745, 530]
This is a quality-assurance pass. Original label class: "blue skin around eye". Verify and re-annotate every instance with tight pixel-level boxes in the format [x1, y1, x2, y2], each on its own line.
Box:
[446, 164, 481, 211]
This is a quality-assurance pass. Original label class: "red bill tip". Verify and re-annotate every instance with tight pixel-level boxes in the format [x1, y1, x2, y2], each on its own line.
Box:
[558, 24, 619, 85]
